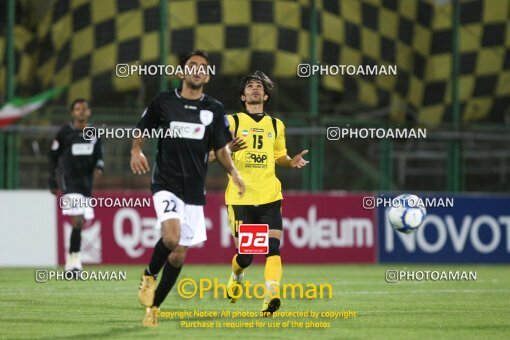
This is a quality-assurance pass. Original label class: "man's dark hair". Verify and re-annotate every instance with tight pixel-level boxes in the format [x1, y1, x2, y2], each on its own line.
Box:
[239, 71, 274, 107]
[179, 50, 209, 68]
[70, 98, 89, 111]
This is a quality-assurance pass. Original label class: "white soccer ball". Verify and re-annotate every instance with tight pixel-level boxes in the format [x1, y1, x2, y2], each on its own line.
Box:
[387, 194, 427, 234]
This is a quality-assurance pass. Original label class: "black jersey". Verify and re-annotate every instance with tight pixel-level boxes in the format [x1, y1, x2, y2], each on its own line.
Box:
[49, 123, 104, 196]
[136, 89, 231, 205]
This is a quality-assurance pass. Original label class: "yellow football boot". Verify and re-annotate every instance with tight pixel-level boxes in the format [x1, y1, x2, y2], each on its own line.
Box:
[142, 306, 159, 327]
[227, 272, 244, 303]
[138, 272, 156, 307]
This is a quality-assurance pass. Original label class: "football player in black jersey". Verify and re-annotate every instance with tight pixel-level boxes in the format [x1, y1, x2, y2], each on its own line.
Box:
[131, 50, 245, 327]
[49, 99, 104, 275]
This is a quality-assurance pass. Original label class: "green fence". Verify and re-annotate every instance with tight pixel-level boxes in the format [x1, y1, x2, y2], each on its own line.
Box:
[1, 110, 509, 192]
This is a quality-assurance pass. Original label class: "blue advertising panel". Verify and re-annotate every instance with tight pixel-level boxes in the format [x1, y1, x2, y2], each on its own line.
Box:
[378, 195, 510, 263]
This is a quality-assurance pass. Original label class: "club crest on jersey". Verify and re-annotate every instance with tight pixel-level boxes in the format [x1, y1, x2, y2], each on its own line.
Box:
[241, 129, 249, 137]
[199, 110, 213, 126]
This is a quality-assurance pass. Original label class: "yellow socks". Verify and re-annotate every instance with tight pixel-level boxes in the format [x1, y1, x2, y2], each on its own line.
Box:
[232, 254, 245, 276]
[264, 255, 282, 283]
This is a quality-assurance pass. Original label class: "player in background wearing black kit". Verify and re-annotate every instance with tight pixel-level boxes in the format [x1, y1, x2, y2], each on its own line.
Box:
[131, 50, 246, 327]
[49, 99, 104, 275]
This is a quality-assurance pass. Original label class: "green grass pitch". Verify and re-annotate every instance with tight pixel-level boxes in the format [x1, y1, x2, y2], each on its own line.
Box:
[1, 264, 509, 339]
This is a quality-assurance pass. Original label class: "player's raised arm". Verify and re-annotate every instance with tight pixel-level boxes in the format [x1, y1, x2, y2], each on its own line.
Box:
[229, 137, 247, 152]
[211, 109, 246, 195]
[272, 118, 310, 168]
[215, 146, 246, 196]
[276, 150, 310, 168]
[208, 137, 247, 163]
[225, 114, 247, 153]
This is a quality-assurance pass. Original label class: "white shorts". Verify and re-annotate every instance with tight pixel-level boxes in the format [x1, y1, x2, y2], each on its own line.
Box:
[61, 193, 95, 220]
[152, 190, 206, 247]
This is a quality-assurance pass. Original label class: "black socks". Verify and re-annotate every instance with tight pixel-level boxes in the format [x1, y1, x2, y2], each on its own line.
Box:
[70, 228, 81, 253]
[147, 238, 172, 275]
[153, 261, 182, 307]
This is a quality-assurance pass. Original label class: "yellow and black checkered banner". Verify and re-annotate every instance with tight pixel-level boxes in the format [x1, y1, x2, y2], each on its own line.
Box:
[316, 0, 510, 124]
[4, 0, 510, 123]
[0, 25, 36, 100]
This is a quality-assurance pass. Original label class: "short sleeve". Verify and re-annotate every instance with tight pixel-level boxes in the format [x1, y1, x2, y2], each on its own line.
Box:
[136, 95, 161, 131]
[211, 104, 232, 150]
[50, 127, 65, 153]
[273, 118, 287, 159]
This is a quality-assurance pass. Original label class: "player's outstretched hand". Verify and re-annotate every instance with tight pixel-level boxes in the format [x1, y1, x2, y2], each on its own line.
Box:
[229, 137, 247, 153]
[290, 149, 310, 168]
[231, 170, 246, 197]
[94, 169, 103, 178]
[130, 150, 150, 174]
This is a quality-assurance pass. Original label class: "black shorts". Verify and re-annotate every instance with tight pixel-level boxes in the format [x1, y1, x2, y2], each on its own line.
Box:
[227, 200, 282, 237]
[61, 175, 93, 197]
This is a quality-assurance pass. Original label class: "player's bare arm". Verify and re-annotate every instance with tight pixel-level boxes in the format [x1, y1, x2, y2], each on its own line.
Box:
[208, 137, 247, 163]
[229, 137, 247, 152]
[130, 137, 150, 174]
[276, 149, 310, 168]
[215, 146, 246, 196]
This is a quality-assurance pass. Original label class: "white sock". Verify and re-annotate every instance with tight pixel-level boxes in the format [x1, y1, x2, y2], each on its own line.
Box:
[265, 280, 280, 299]
[70, 252, 82, 270]
[65, 253, 72, 271]
[233, 272, 244, 282]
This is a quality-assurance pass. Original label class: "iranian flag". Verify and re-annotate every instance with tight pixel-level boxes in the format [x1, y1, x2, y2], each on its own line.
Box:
[0, 87, 64, 127]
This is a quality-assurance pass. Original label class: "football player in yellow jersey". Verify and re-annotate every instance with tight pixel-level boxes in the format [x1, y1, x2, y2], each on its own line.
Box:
[225, 71, 309, 315]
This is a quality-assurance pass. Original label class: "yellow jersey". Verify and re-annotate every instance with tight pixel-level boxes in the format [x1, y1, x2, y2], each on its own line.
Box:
[225, 112, 287, 205]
